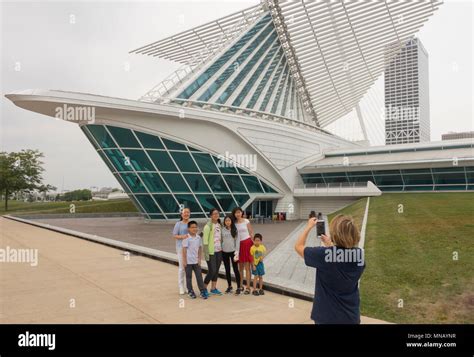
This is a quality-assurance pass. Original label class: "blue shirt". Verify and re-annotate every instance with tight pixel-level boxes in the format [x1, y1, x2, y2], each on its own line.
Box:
[304, 246, 365, 324]
[173, 221, 188, 249]
[182, 234, 202, 265]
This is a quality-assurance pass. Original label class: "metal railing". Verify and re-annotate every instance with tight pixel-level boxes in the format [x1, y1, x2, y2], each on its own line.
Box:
[294, 182, 369, 190]
[166, 98, 334, 135]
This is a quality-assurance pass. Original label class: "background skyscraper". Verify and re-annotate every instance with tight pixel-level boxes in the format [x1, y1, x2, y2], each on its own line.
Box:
[385, 38, 430, 145]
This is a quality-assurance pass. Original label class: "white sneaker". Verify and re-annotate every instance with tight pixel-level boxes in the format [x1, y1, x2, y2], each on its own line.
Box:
[179, 287, 186, 295]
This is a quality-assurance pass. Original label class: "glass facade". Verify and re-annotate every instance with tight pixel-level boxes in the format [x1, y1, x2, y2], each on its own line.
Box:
[246, 48, 283, 109]
[82, 124, 279, 219]
[172, 11, 305, 120]
[301, 166, 474, 191]
[250, 200, 274, 218]
[201, 22, 275, 103]
[231, 39, 280, 107]
[176, 13, 272, 101]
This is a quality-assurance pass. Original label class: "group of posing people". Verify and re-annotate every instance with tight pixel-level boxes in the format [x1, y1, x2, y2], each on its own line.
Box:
[172, 207, 266, 300]
[173, 205, 365, 324]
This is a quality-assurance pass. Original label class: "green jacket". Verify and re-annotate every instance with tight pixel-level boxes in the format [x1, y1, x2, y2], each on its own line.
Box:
[202, 221, 221, 261]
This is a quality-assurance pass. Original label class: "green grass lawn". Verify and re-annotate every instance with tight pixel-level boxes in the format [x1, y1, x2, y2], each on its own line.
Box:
[330, 192, 474, 323]
[0, 199, 138, 215]
[328, 197, 367, 232]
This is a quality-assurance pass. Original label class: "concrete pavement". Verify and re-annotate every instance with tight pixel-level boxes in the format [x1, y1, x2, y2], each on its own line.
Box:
[32, 216, 302, 255]
[264, 217, 327, 296]
[0, 217, 387, 324]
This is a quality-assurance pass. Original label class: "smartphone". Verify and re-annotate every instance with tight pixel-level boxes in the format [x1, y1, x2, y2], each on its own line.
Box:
[316, 220, 325, 237]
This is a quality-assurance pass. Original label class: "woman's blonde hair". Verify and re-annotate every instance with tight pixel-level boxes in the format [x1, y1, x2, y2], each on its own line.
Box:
[329, 214, 360, 248]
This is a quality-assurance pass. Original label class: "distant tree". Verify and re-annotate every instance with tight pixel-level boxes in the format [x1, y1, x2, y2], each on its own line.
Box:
[0, 150, 50, 211]
[27, 192, 35, 203]
[62, 189, 92, 201]
[38, 184, 57, 201]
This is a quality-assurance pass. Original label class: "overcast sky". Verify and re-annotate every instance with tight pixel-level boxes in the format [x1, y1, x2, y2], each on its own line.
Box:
[1, 0, 472, 191]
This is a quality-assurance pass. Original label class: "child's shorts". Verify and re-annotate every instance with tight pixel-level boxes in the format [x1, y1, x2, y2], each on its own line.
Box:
[252, 262, 265, 276]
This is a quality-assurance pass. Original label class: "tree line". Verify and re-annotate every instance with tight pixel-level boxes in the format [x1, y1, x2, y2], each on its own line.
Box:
[0, 149, 91, 211]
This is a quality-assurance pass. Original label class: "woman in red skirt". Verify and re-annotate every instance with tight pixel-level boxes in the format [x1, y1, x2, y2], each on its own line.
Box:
[232, 207, 254, 295]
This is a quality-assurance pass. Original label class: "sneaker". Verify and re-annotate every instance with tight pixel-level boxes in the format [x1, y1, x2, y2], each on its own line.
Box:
[210, 288, 223, 296]
[188, 291, 196, 299]
[252, 290, 259, 296]
[235, 287, 241, 295]
[244, 288, 251, 295]
[200, 291, 208, 300]
[225, 286, 233, 294]
[179, 286, 186, 295]
[259, 289, 265, 295]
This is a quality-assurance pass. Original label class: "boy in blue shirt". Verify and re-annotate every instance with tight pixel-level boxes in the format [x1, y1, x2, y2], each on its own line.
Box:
[182, 221, 208, 299]
[295, 215, 365, 324]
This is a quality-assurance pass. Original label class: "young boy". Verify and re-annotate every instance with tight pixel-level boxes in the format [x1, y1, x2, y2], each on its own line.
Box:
[182, 221, 208, 299]
[250, 233, 266, 296]
[294, 215, 365, 324]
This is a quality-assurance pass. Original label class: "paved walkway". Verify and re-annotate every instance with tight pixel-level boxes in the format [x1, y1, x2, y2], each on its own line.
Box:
[0, 217, 385, 324]
[264, 218, 326, 296]
[33, 217, 302, 255]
